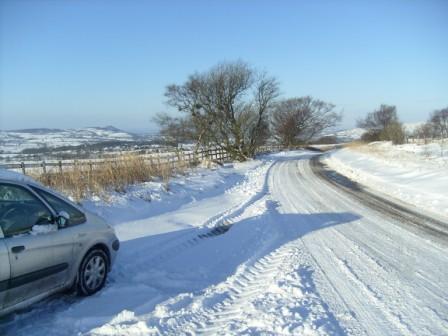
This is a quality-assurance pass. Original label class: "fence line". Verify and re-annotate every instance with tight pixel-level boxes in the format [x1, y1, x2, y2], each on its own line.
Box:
[1, 145, 286, 176]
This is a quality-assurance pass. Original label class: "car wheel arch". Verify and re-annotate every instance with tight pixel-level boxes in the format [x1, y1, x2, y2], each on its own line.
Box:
[83, 243, 111, 271]
[76, 246, 110, 296]
[72, 243, 111, 288]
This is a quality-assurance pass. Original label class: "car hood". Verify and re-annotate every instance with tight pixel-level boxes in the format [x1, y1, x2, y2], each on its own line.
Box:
[85, 211, 113, 231]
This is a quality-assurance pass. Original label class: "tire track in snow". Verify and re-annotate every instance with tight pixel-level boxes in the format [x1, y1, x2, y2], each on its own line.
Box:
[151, 158, 358, 335]
[293, 157, 448, 335]
[303, 157, 448, 316]
[271, 159, 369, 336]
[193, 240, 294, 334]
[88, 160, 282, 335]
[88, 194, 282, 336]
[112, 160, 276, 281]
[93, 154, 349, 335]
[328, 247, 414, 335]
[296, 162, 427, 333]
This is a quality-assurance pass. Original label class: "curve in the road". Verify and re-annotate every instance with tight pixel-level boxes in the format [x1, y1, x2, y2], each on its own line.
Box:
[310, 155, 448, 243]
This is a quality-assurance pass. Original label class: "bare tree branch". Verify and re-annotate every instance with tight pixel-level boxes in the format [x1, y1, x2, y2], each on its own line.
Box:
[162, 61, 279, 160]
[271, 96, 341, 146]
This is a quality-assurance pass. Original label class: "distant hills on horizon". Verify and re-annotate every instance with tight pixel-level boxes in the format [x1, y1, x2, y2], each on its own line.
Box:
[0, 122, 425, 155]
[1, 125, 156, 135]
[0, 126, 160, 154]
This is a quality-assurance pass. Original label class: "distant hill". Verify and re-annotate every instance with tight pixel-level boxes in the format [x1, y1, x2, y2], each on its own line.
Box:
[93, 125, 125, 133]
[0, 126, 141, 153]
[326, 128, 367, 142]
[10, 128, 65, 134]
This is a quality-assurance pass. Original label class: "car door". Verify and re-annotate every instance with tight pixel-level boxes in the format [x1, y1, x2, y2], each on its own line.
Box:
[0, 229, 10, 311]
[0, 183, 73, 308]
[30, 186, 86, 284]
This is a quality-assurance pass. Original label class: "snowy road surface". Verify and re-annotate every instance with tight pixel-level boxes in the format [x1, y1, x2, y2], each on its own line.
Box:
[1, 151, 447, 335]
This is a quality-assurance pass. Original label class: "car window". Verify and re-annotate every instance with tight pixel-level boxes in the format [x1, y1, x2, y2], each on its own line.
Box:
[31, 187, 86, 226]
[0, 184, 53, 237]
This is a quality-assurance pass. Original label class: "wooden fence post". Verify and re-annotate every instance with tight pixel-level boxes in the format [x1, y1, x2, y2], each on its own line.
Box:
[41, 161, 47, 174]
[176, 150, 181, 170]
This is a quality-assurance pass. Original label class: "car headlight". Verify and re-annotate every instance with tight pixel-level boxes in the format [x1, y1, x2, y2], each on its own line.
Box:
[112, 239, 120, 251]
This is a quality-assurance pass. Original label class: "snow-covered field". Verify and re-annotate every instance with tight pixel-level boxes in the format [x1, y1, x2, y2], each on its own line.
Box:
[0, 126, 136, 153]
[1, 150, 447, 335]
[324, 142, 448, 219]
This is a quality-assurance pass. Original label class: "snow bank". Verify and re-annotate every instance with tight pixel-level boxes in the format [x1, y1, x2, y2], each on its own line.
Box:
[81, 160, 264, 237]
[324, 142, 448, 218]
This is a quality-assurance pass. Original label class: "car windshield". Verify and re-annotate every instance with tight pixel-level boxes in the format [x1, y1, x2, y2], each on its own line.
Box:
[0, 184, 53, 236]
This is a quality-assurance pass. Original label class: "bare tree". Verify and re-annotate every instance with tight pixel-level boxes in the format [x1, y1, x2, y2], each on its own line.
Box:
[153, 113, 196, 145]
[430, 107, 448, 156]
[380, 122, 406, 144]
[430, 107, 448, 139]
[271, 96, 341, 146]
[412, 122, 437, 144]
[358, 104, 405, 144]
[357, 104, 399, 130]
[163, 61, 279, 160]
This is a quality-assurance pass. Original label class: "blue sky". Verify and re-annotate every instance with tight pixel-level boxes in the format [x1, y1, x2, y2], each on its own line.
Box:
[1, 0, 447, 132]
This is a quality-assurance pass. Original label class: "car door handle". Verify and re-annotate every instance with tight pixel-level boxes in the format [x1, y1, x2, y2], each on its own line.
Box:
[78, 233, 87, 238]
[11, 245, 25, 254]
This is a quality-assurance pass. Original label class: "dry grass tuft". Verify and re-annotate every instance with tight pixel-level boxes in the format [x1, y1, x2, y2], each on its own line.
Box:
[34, 154, 189, 201]
[341, 141, 365, 149]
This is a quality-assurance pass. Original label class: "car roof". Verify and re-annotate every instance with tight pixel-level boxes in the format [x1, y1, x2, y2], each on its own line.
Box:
[0, 168, 37, 185]
[0, 168, 64, 200]
[0, 174, 85, 212]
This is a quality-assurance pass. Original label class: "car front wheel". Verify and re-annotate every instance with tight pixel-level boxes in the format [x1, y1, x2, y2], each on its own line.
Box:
[77, 249, 108, 296]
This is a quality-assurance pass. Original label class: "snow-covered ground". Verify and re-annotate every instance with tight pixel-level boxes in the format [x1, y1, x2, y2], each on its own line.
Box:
[324, 142, 448, 219]
[1, 150, 447, 336]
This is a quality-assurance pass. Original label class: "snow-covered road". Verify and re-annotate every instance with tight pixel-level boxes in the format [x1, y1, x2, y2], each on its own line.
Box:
[2, 151, 447, 335]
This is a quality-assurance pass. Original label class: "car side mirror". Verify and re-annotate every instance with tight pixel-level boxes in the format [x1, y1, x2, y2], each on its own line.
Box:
[56, 211, 70, 228]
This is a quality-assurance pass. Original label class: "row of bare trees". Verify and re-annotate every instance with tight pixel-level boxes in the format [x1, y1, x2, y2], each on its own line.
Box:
[412, 108, 448, 143]
[357, 105, 448, 146]
[155, 61, 341, 160]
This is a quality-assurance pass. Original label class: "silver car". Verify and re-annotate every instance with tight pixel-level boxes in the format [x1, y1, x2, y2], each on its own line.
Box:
[0, 177, 119, 317]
